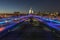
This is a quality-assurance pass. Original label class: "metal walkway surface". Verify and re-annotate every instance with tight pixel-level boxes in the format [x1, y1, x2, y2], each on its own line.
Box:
[0, 21, 54, 40]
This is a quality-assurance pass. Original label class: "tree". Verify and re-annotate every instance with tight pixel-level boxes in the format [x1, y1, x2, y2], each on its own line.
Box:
[14, 12, 20, 16]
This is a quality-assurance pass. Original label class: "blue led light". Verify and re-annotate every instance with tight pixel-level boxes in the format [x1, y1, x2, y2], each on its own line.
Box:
[0, 22, 5, 24]
[1, 15, 60, 33]
[34, 15, 60, 30]
[2, 17, 29, 32]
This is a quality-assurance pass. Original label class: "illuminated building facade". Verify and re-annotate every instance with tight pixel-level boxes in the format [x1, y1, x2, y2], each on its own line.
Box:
[29, 8, 34, 14]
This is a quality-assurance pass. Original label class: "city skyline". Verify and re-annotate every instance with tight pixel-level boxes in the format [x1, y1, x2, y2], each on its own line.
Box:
[0, 0, 60, 13]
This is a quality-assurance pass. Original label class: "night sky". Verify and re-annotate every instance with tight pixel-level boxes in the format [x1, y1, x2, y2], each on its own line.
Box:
[0, 0, 60, 13]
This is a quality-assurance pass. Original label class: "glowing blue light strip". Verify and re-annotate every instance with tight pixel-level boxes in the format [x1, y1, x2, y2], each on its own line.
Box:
[42, 17, 60, 24]
[1, 15, 60, 32]
[46, 22, 60, 30]
[1, 17, 29, 32]
[33, 15, 60, 30]
[34, 15, 60, 24]
[0, 22, 5, 24]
